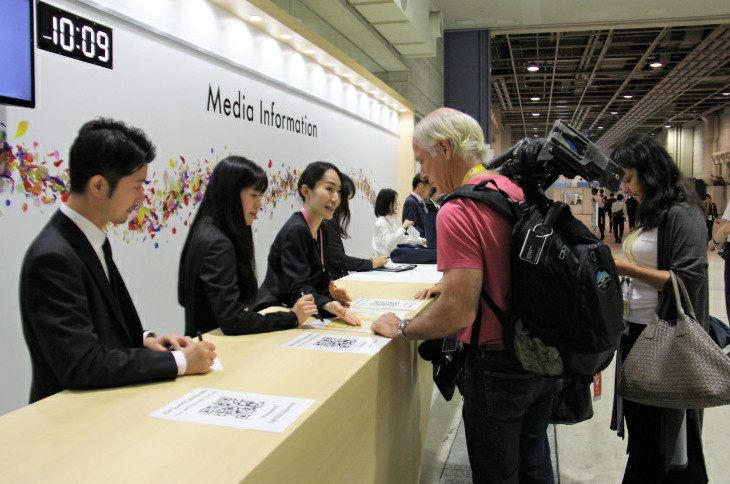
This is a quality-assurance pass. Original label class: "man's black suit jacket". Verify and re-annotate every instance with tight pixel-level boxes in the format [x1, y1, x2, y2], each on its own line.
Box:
[19, 210, 177, 403]
[402, 194, 426, 237]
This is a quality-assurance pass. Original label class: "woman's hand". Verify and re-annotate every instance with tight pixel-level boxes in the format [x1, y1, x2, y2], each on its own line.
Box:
[414, 283, 442, 300]
[292, 294, 318, 326]
[613, 256, 631, 275]
[324, 301, 361, 327]
[329, 281, 352, 307]
[402, 219, 414, 229]
[371, 255, 389, 269]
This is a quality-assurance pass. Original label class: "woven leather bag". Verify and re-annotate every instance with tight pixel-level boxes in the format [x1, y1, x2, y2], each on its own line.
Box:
[618, 272, 730, 409]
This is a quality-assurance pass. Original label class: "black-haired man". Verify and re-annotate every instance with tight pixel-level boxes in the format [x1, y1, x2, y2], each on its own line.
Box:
[20, 118, 216, 403]
[402, 174, 432, 237]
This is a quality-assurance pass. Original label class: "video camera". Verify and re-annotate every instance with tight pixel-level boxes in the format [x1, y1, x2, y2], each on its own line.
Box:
[486, 120, 624, 193]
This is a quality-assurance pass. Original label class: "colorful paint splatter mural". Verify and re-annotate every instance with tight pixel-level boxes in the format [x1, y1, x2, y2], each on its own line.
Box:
[1, 121, 377, 245]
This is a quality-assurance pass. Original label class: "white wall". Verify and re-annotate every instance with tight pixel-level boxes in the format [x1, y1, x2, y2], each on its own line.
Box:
[0, 0, 403, 415]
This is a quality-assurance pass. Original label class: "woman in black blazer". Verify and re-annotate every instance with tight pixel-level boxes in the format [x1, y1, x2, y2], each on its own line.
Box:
[178, 156, 317, 336]
[255, 161, 360, 326]
[323, 173, 388, 280]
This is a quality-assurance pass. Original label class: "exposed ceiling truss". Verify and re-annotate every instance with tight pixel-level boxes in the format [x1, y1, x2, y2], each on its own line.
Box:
[490, 24, 730, 150]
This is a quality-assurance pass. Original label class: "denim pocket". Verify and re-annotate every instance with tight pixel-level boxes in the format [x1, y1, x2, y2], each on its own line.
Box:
[482, 370, 537, 421]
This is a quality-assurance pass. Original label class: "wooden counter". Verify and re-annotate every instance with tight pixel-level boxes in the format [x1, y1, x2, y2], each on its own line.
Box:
[0, 280, 434, 483]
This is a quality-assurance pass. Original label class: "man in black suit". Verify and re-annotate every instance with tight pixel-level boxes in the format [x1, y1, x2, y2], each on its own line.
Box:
[402, 174, 433, 237]
[19, 118, 216, 403]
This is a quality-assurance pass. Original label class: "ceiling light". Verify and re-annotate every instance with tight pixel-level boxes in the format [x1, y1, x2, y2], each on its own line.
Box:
[610, 111, 618, 115]
[649, 62, 663, 68]
[279, 33, 293, 40]
[248, 15, 263, 22]
[527, 64, 540, 72]
[723, 92, 730, 96]
[665, 124, 671, 128]
[531, 113, 540, 117]
[623, 94, 633, 99]
[342, 72, 353, 78]
[598, 126, 604, 129]
[325, 61, 336, 67]
[530, 96, 541, 101]
[304, 49, 317, 55]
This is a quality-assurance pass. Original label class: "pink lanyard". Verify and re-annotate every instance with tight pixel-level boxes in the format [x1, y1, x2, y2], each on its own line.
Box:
[300, 208, 324, 271]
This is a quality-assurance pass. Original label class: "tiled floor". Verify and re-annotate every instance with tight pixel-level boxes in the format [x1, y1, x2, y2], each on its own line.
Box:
[420, 238, 730, 483]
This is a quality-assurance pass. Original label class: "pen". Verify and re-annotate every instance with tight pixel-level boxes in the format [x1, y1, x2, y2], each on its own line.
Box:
[302, 291, 323, 322]
[197, 331, 203, 342]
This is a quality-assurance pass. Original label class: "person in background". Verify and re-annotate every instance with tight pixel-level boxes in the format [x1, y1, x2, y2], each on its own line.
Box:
[323, 173, 388, 280]
[592, 187, 605, 240]
[611, 193, 626, 243]
[178, 156, 317, 337]
[606, 192, 617, 233]
[611, 134, 708, 482]
[704, 194, 718, 242]
[255, 161, 360, 326]
[424, 186, 440, 212]
[372, 107, 560, 482]
[372, 188, 426, 257]
[625, 195, 639, 230]
[19, 118, 215, 403]
[402, 174, 433, 237]
[712, 201, 730, 322]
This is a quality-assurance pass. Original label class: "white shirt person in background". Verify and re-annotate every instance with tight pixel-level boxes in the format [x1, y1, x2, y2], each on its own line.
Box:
[372, 188, 425, 257]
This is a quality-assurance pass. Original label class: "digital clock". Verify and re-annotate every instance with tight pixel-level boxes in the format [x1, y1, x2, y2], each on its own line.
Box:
[36, 1, 113, 69]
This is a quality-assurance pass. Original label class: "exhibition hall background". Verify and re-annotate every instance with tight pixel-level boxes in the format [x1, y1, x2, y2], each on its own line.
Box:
[0, 0, 414, 415]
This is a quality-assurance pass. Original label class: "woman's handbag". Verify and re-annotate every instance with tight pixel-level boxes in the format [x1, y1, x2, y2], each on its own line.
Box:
[618, 271, 730, 408]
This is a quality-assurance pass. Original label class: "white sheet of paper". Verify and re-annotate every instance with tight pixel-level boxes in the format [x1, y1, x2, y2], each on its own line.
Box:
[150, 388, 315, 433]
[210, 357, 223, 371]
[282, 332, 390, 355]
[350, 298, 425, 311]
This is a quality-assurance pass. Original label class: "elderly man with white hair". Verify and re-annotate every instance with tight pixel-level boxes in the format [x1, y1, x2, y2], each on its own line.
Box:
[372, 107, 560, 483]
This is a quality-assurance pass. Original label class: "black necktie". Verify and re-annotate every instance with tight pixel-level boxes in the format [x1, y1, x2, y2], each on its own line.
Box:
[102, 238, 119, 296]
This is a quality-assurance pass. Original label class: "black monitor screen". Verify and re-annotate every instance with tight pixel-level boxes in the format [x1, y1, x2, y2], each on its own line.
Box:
[0, 0, 35, 108]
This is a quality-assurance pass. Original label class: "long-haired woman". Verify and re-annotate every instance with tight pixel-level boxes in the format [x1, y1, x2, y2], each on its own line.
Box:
[178, 156, 316, 336]
[611, 135, 708, 482]
[323, 173, 388, 280]
[255, 161, 360, 326]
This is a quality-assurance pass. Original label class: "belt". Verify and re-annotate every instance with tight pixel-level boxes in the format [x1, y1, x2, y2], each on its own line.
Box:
[479, 343, 506, 351]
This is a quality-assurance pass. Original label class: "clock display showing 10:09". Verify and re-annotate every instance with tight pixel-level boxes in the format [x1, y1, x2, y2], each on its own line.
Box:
[37, 1, 113, 70]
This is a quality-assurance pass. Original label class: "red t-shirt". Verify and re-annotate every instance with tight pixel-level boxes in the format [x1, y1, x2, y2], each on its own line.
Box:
[436, 174, 524, 344]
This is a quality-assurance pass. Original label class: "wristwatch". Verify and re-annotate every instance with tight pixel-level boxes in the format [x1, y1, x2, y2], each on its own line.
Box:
[397, 319, 411, 341]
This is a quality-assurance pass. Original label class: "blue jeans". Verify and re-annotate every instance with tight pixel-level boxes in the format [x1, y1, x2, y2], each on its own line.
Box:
[462, 350, 561, 483]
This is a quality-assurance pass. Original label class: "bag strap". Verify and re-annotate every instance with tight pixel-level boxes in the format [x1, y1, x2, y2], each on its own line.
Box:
[669, 271, 697, 321]
[442, 179, 519, 225]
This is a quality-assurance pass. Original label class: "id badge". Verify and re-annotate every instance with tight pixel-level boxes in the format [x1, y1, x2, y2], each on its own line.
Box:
[622, 278, 631, 317]
[519, 225, 551, 265]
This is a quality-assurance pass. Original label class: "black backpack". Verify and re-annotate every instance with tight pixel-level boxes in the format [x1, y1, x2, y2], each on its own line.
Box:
[443, 179, 623, 377]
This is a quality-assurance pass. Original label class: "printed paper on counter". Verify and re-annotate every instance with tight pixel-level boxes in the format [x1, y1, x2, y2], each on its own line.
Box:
[150, 388, 315, 433]
[282, 331, 390, 355]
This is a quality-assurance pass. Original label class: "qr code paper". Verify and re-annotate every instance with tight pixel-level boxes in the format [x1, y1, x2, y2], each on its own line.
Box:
[199, 396, 265, 420]
[367, 300, 401, 308]
[314, 336, 356, 349]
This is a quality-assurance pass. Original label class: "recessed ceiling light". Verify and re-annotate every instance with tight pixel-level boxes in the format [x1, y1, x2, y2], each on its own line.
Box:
[649, 62, 663, 68]
[665, 124, 671, 128]
[249, 15, 263, 22]
[531, 113, 540, 116]
[325, 61, 336, 67]
[623, 94, 634, 99]
[723, 92, 730, 96]
[280, 33, 293, 40]
[342, 72, 353, 78]
[356, 81, 366, 86]
[610, 111, 618, 115]
[598, 126, 604, 129]
[530, 96, 541, 101]
[527, 65, 540, 72]
[304, 49, 317, 55]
